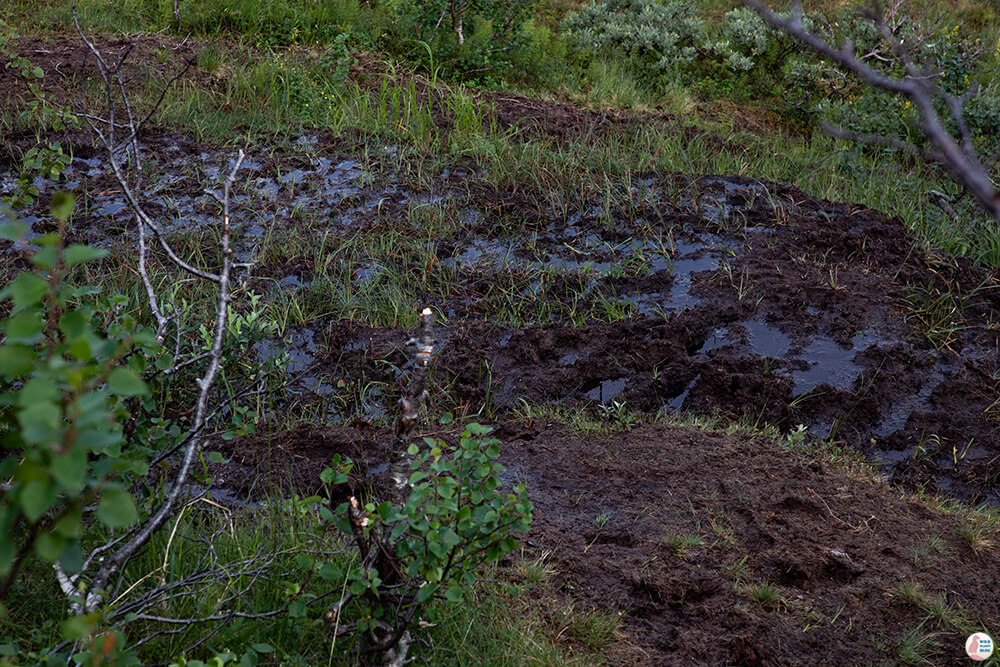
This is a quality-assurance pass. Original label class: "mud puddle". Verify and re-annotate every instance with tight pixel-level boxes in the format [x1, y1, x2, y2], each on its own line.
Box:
[5, 134, 999, 501]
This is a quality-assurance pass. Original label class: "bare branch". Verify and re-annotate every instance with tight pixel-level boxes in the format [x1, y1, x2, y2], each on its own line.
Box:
[743, 0, 1000, 223]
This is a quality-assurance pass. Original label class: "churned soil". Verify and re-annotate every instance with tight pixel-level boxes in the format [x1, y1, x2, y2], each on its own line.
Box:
[5, 32, 1000, 666]
[211, 420, 1000, 665]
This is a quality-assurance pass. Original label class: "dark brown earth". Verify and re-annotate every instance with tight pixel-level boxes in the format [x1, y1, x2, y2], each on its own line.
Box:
[210, 421, 1000, 665]
[4, 34, 1000, 666]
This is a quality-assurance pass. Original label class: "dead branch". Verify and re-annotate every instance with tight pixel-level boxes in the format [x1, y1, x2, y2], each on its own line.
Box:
[388, 307, 436, 503]
[50, 5, 251, 615]
[744, 0, 1000, 223]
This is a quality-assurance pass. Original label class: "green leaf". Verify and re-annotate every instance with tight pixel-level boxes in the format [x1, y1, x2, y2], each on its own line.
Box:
[250, 643, 274, 654]
[0, 220, 28, 241]
[51, 191, 75, 222]
[30, 246, 58, 269]
[59, 309, 88, 338]
[96, 487, 138, 528]
[68, 336, 93, 361]
[107, 368, 148, 397]
[33, 233, 60, 248]
[64, 245, 107, 267]
[58, 540, 84, 574]
[466, 423, 492, 436]
[207, 451, 225, 464]
[0, 344, 34, 376]
[61, 613, 99, 640]
[288, 600, 306, 618]
[318, 562, 342, 581]
[154, 353, 175, 370]
[445, 585, 464, 603]
[20, 479, 57, 523]
[51, 449, 87, 492]
[4, 310, 44, 344]
[415, 582, 437, 603]
[17, 401, 61, 445]
[34, 532, 65, 562]
[18, 376, 59, 405]
[54, 506, 83, 538]
[440, 412, 454, 425]
[0, 644, 17, 657]
[8, 273, 49, 307]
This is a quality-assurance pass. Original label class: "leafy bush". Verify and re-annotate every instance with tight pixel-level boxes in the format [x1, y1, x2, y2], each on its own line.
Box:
[319, 420, 533, 657]
[0, 195, 163, 602]
[396, 0, 540, 81]
[562, 0, 703, 83]
[0, 22, 79, 209]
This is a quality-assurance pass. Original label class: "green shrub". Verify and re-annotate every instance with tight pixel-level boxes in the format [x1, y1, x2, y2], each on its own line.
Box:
[319, 422, 533, 658]
[0, 195, 163, 603]
[562, 0, 703, 84]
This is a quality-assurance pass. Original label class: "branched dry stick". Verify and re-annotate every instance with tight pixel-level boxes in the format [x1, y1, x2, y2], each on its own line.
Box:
[744, 0, 1000, 223]
[50, 7, 251, 615]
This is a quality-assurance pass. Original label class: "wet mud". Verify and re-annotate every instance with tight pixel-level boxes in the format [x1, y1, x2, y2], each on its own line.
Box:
[3, 35, 1000, 665]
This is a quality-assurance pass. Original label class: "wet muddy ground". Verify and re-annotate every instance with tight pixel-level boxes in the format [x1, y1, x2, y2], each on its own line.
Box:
[3, 34, 1000, 664]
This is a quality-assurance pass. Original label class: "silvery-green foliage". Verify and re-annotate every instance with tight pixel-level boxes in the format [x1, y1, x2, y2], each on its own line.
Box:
[563, 0, 704, 78]
[723, 8, 771, 62]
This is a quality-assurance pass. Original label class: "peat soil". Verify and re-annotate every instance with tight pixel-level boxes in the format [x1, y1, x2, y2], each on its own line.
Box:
[3, 34, 1000, 665]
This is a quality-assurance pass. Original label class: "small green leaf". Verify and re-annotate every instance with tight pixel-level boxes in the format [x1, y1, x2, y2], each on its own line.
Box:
[250, 643, 274, 654]
[318, 562, 342, 581]
[96, 487, 138, 528]
[154, 353, 175, 370]
[207, 451, 225, 464]
[20, 479, 57, 523]
[59, 309, 88, 338]
[64, 245, 107, 267]
[0, 345, 34, 376]
[17, 401, 61, 445]
[466, 423, 492, 436]
[107, 368, 148, 397]
[4, 310, 44, 344]
[415, 582, 437, 603]
[288, 600, 306, 618]
[68, 336, 93, 361]
[58, 540, 84, 574]
[51, 191, 75, 222]
[440, 412, 454, 425]
[34, 532, 65, 562]
[30, 246, 58, 269]
[51, 449, 87, 492]
[445, 585, 464, 603]
[54, 506, 83, 538]
[61, 613, 99, 640]
[0, 220, 28, 241]
[8, 273, 49, 307]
